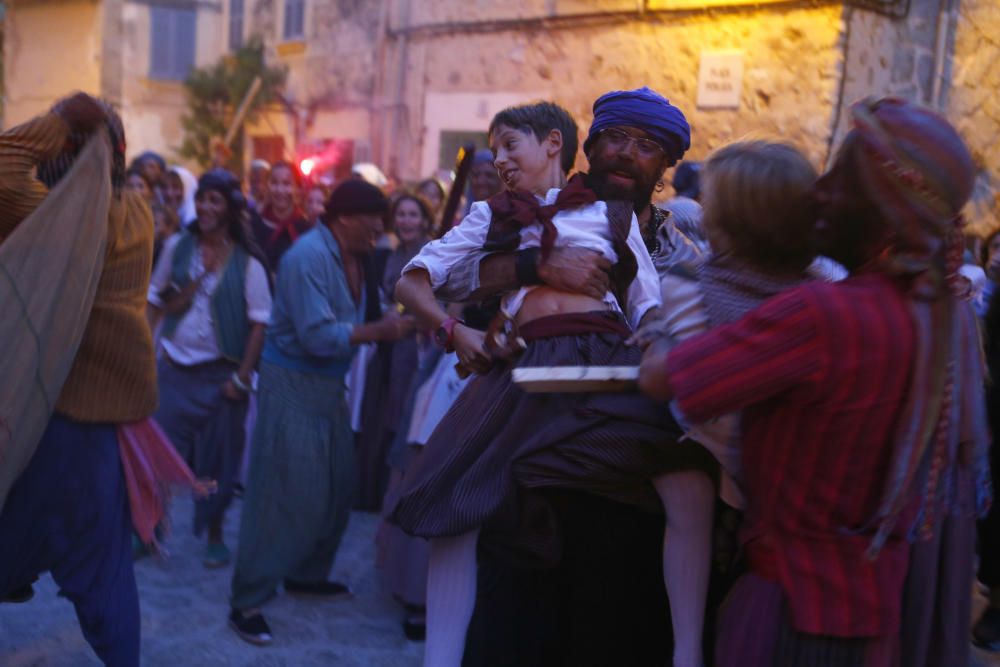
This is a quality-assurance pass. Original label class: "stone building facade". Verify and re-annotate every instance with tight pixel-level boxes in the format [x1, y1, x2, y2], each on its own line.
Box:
[376, 0, 844, 179]
[3, 0, 998, 229]
[948, 0, 1000, 234]
[4, 0, 228, 166]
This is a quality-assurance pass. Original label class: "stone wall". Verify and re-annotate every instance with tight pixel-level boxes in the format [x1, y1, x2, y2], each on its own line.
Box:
[246, 0, 379, 154]
[118, 0, 226, 164]
[381, 1, 846, 181]
[830, 0, 999, 235]
[3, 0, 103, 126]
[948, 0, 1000, 235]
[831, 0, 945, 159]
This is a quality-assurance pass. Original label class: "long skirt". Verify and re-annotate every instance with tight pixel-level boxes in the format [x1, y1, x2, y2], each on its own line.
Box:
[388, 311, 708, 564]
[357, 336, 421, 510]
[377, 345, 445, 607]
[978, 382, 1000, 588]
[230, 361, 356, 611]
[899, 512, 975, 667]
[377, 448, 432, 607]
[154, 357, 247, 536]
[715, 573, 897, 667]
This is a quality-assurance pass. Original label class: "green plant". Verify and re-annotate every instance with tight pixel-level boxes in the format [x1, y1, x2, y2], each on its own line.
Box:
[178, 36, 286, 171]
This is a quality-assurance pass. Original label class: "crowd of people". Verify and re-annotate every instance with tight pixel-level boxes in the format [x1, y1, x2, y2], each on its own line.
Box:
[0, 84, 998, 667]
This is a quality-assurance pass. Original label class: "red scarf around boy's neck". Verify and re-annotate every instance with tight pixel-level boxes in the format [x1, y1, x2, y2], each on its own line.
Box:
[263, 203, 305, 245]
[486, 173, 597, 260]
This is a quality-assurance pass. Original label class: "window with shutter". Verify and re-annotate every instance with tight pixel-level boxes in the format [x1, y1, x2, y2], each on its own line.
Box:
[283, 0, 305, 41]
[150, 6, 197, 81]
[229, 0, 245, 51]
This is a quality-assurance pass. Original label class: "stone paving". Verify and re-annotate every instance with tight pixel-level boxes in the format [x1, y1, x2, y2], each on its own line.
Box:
[0, 499, 422, 667]
[3, 496, 1000, 666]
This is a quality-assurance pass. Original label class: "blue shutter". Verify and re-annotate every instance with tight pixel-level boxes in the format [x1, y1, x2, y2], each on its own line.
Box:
[284, 0, 305, 40]
[149, 7, 197, 81]
[175, 8, 197, 79]
[150, 6, 171, 79]
[230, 0, 244, 51]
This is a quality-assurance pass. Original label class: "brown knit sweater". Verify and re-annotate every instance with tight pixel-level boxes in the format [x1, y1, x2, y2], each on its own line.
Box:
[0, 113, 158, 422]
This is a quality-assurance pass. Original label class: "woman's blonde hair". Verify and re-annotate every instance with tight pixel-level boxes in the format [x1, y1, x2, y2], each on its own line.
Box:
[702, 140, 818, 271]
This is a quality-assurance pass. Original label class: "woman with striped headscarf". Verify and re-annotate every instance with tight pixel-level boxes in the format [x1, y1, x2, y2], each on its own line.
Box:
[641, 97, 989, 667]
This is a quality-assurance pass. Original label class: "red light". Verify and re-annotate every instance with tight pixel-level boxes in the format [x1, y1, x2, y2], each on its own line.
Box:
[300, 158, 316, 176]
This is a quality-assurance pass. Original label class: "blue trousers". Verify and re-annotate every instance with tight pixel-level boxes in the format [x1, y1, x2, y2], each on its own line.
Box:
[0, 414, 140, 666]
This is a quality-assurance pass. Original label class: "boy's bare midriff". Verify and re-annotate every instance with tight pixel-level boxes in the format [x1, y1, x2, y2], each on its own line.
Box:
[515, 286, 609, 327]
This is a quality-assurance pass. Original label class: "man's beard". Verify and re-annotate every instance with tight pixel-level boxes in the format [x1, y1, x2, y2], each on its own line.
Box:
[586, 158, 659, 211]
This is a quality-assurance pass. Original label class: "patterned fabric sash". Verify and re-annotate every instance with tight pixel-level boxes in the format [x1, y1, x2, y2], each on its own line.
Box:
[118, 418, 200, 547]
[864, 298, 991, 555]
[484, 173, 597, 259]
[484, 174, 638, 313]
[518, 311, 631, 341]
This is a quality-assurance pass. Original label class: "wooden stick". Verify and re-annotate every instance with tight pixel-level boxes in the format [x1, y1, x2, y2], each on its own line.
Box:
[436, 142, 476, 238]
[223, 76, 263, 149]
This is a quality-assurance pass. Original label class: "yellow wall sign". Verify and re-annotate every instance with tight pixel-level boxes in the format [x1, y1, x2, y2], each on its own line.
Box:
[276, 41, 307, 57]
[697, 51, 744, 109]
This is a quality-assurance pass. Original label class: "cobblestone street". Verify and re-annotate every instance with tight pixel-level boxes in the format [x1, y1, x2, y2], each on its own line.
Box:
[3, 498, 1000, 666]
[0, 500, 422, 666]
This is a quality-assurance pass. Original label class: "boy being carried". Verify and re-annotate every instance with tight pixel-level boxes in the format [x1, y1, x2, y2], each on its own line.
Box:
[387, 100, 713, 667]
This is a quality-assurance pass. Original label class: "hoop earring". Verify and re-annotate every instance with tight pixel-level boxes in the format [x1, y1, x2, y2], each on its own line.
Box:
[655, 180, 665, 193]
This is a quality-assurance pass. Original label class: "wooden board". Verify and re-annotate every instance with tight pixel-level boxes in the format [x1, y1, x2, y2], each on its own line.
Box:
[511, 365, 639, 393]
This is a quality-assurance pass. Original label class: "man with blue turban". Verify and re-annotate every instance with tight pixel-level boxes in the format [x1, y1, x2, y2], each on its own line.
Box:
[583, 86, 697, 267]
[416, 88, 710, 665]
[434, 86, 700, 305]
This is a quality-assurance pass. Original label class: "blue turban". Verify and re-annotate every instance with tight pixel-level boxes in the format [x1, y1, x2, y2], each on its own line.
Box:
[583, 87, 691, 166]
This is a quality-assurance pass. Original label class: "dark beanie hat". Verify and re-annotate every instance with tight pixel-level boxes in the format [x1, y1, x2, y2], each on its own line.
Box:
[325, 179, 389, 219]
[197, 168, 247, 213]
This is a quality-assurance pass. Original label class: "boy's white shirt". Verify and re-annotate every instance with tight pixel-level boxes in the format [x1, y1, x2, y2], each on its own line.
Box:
[404, 187, 662, 330]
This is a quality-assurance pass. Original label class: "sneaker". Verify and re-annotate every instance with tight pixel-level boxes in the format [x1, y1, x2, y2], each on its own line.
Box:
[228, 608, 273, 646]
[1, 584, 35, 604]
[203, 542, 232, 569]
[283, 579, 351, 599]
[973, 606, 1000, 651]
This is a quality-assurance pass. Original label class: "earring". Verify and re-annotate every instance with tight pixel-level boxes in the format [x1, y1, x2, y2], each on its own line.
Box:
[655, 180, 665, 193]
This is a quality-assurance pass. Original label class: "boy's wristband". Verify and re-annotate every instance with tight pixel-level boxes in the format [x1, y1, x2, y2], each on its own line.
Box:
[515, 248, 542, 286]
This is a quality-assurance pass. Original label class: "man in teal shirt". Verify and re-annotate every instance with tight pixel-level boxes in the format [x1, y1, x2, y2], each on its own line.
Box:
[229, 179, 414, 645]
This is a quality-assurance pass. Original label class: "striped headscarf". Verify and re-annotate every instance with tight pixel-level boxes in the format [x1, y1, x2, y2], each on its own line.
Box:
[849, 97, 975, 299]
[37, 100, 127, 197]
[841, 98, 990, 555]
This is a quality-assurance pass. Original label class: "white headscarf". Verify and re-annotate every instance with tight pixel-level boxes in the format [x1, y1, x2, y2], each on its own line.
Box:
[169, 166, 198, 227]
